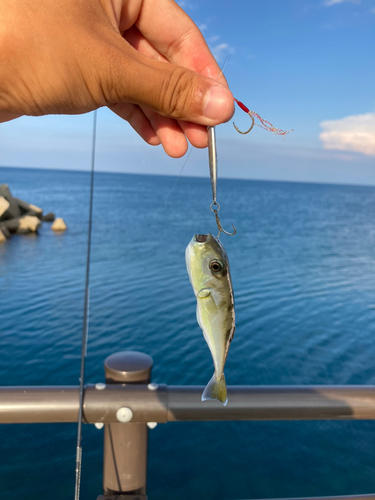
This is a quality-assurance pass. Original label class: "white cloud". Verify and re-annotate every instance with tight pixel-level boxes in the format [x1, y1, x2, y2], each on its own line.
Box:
[319, 113, 375, 156]
[210, 43, 231, 63]
[324, 0, 360, 5]
[176, 1, 196, 10]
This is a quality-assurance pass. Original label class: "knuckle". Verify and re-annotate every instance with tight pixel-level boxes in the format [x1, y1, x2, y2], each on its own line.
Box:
[160, 67, 197, 119]
[97, 46, 126, 105]
[0, 68, 38, 116]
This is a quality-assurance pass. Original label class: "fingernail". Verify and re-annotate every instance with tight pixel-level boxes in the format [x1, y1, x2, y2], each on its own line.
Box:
[203, 85, 230, 120]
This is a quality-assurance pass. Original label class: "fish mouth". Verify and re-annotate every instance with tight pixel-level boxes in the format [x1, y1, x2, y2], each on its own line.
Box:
[194, 234, 208, 243]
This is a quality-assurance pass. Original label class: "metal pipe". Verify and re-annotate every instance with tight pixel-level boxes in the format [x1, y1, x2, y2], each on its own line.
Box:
[0, 386, 79, 423]
[102, 352, 152, 497]
[166, 385, 375, 421]
[1, 385, 375, 424]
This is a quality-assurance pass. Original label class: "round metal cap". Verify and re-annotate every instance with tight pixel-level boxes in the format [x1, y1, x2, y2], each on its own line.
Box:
[104, 351, 153, 383]
[116, 407, 133, 422]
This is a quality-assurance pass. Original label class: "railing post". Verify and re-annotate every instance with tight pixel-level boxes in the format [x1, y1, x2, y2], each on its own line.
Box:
[100, 351, 153, 500]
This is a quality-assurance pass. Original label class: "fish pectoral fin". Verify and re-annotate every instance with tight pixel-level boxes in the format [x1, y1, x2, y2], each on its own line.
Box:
[197, 288, 211, 299]
[201, 373, 228, 406]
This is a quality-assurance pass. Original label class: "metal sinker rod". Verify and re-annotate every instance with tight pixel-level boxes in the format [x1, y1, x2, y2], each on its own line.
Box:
[1, 385, 375, 424]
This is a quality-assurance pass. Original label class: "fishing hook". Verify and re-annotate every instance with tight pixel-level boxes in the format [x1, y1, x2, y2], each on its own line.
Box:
[233, 112, 255, 135]
[233, 97, 293, 136]
[210, 202, 237, 239]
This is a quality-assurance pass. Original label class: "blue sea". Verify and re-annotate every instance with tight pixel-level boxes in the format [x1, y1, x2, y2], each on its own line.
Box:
[1, 166, 375, 500]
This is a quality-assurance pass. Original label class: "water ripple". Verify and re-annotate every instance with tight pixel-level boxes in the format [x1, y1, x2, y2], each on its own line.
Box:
[2, 169, 375, 499]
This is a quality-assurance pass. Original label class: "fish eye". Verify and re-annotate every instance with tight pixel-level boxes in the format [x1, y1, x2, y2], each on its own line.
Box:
[209, 260, 223, 273]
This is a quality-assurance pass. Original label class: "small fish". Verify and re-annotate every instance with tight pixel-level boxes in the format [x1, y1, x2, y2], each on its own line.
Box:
[185, 233, 235, 405]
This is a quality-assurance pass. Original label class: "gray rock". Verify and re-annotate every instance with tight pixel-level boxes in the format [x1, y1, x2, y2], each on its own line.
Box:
[1, 218, 20, 233]
[14, 197, 43, 218]
[22, 209, 42, 218]
[16, 226, 31, 235]
[0, 184, 21, 218]
[41, 212, 55, 222]
[0, 225, 10, 238]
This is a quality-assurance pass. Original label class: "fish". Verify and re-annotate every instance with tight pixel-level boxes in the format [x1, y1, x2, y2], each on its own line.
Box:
[185, 233, 235, 406]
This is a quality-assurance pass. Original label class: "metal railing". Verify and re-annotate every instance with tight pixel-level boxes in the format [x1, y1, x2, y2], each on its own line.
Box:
[1, 351, 374, 500]
[3, 384, 375, 424]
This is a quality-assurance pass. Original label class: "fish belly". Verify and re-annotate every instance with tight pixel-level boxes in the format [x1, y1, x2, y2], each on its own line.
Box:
[196, 294, 229, 377]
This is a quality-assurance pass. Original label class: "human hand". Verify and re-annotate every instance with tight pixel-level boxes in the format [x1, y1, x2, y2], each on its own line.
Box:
[0, 0, 234, 157]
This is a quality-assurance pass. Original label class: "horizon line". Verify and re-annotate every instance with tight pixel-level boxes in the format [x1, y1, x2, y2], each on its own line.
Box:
[1, 164, 375, 190]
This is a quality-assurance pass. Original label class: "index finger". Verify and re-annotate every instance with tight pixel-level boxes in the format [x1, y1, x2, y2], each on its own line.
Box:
[132, 0, 228, 85]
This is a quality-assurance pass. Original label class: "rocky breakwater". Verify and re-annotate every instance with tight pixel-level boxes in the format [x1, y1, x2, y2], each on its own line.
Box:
[0, 184, 67, 243]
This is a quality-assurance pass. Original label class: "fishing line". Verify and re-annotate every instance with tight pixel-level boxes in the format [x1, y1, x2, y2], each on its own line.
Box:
[165, 146, 193, 201]
[217, 54, 231, 81]
[74, 109, 97, 500]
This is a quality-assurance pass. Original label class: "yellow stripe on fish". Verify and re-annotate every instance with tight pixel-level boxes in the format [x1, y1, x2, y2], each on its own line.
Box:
[185, 233, 235, 406]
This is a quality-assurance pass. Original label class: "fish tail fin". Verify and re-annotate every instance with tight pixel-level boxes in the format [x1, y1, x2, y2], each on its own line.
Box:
[201, 373, 228, 406]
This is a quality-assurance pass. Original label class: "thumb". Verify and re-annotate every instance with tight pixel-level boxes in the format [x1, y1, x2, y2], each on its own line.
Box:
[100, 46, 234, 126]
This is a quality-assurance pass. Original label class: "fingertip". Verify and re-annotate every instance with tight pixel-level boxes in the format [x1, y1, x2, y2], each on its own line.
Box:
[160, 135, 188, 158]
[136, 125, 161, 145]
[141, 106, 188, 158]
[147, 136, 162, 146]
[179, 121, 208, 149]
[202, 84, 234, 124]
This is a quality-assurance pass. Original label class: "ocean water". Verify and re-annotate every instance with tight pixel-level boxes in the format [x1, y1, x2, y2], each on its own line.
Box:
[1, 166, 375, 500]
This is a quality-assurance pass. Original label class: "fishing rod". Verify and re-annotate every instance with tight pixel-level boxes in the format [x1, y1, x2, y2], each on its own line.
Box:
[74, 110, 97, 500]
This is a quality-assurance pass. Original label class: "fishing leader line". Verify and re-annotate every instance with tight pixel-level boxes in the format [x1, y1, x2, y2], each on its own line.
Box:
[165, 146, 193, 202]
[74, 109, 97, 500]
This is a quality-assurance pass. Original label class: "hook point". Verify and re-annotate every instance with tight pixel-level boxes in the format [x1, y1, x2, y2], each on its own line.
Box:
[214, 210, 236, 238]
[233, 113, 255, 135]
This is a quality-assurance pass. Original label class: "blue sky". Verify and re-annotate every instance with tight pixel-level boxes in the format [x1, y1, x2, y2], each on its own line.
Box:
[0, 0, 374, 185]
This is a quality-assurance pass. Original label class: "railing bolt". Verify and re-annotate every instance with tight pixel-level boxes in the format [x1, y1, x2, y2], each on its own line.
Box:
[95, 383, 106, 390]
[147, 422, 157, 429]
[147, 383, 158, 391]
[116, 407, 133, 423]
[95, 423, 104, 430]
